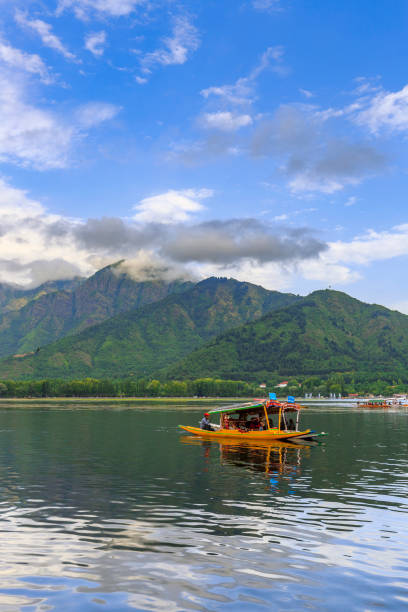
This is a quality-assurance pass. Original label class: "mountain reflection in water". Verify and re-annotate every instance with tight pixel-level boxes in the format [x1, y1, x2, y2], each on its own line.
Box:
[0, 405, 406, 610]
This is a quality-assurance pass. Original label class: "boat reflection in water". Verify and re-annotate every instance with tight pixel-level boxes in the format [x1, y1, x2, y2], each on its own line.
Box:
[181, 436, 316, 490]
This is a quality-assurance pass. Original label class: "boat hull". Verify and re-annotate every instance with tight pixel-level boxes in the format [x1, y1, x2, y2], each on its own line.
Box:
[179, 425, 317, 441]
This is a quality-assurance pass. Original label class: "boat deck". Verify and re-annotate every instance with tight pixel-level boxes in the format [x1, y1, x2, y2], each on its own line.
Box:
[179, 425, 316, 441]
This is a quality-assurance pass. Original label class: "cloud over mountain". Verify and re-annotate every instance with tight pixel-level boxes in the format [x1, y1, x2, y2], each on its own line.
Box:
[161, 220, 326, 264]
[0, 176, 328, 287]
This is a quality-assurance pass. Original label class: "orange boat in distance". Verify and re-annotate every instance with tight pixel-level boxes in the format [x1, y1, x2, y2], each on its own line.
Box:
[179, 395, 325, 443]
[357, 399, 389, 408]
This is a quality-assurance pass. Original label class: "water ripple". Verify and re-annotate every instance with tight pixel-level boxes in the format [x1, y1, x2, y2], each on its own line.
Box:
[0, 406, 406, 609]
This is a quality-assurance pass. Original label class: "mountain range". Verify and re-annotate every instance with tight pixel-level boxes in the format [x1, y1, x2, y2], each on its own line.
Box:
[0, 262, 406, 382]
[0, 276, 300, 379]
[165, 289, 408, 381]
[0, 262, 192, 358]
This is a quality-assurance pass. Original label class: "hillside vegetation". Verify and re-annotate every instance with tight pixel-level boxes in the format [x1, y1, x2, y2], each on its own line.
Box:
[0, 278, 81, 314]
[1, 276, 407, 385]
[165, 290, 408, 380]
[0, 277, 300, 380]
[0, 263, 192, 358]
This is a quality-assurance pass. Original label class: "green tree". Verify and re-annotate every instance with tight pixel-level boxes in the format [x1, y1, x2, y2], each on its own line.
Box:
[147, 380, 161, 396]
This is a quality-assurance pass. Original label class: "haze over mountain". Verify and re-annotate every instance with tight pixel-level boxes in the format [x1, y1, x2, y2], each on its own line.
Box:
[0, 277, 300, 380]
[0, 262, 193, 359]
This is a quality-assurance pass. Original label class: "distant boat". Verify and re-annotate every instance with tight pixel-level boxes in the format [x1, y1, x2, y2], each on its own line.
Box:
[357, 399, 390, 408]
[179, 397, 325, 443]
[357, 398, 408, 408]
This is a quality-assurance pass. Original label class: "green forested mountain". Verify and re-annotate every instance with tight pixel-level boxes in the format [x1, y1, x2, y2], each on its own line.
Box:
[0, 277, 300, 379]
[0, 278, 81, 315]
[2, 280, 407, 384]
[165, 290, 408, 381]
[0, 262, 193, 358]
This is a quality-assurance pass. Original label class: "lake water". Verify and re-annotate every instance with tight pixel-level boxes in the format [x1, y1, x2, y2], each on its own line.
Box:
[0, 402, 407, 611]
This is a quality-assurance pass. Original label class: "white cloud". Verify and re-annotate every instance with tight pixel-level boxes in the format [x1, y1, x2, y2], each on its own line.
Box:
[195, 259, 295, 292]
[320, 82, 408, 135]
[0, 72, 74, 169]
[200, 81, 253, 106]
[0, 39, 52, 83]
[201, 46, 286, 106]
[354, 84, 408, 133]
[57, 0, 146, 18]
[3, 174, 408, 295]
[252, 0, 283, 11]
[328, 224, 408, 265]
[204, 222, 408, 291]
[139, 16, 200, 78]
[288, 174, 347, 194]
[287, 142, 383, 194]
[15, 11, 77, 62]
[272, 208, 317, 222]
[116, 252, 195, 283]
[252, 106, 386, 194]
[299, 88, 313, 99]
[132, 189, 212, 224]
[352, 76, 382, 96]
[84, 31, 106, 57]
[0, 69, 120, 169]
[0, 177, 45, 219]
[0, 177, 91, 286]
[0, 176, 325, 289]
[298, 258, 360, 284]
[273, 214, 288, 221]
[345, 196, 357, 206]
[316, 107, 347, 122]
[75, 102, 121, 128]
[200, 112, 253, 132]
[295, 223, 408, 286]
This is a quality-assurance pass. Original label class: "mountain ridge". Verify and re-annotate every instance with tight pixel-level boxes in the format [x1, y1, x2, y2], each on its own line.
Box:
[164, 288, 408, 380]
[0, 263, 194, 358]
[0, 276, 301, 379]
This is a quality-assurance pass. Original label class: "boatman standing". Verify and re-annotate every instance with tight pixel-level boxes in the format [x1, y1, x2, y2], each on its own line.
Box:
[200, 412, 214, 431]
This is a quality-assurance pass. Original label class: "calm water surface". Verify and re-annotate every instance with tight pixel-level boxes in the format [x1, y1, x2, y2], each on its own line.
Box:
[0, 403, 407, 610]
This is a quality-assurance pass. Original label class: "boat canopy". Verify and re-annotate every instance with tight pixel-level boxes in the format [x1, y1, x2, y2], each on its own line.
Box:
[209, 400, 301, 416]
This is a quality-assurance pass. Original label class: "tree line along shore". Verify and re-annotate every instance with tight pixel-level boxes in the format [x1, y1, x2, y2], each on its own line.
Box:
[0, 372, 406, 398]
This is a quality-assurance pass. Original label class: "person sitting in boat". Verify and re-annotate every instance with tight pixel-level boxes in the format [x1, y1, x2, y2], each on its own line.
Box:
[222, 414, 230, 429]
[288, 418, 295, 430]
[200, 413, 214, 431]
[249, 416, 260, 430]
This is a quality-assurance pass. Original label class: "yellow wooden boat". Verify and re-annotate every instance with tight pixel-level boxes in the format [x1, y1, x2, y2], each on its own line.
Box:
[179, 396, 324, 443]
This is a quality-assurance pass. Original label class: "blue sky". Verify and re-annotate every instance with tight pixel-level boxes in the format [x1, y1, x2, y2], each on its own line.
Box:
[1, 0, 408, 311]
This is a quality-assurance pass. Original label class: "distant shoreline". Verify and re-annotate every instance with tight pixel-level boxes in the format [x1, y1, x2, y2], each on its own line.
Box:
[0, 396, 255, 403]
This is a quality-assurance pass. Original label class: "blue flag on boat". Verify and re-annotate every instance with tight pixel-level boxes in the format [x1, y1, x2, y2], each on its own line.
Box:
[287, 396, 295, 403]
[269, 392, 277, 400]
